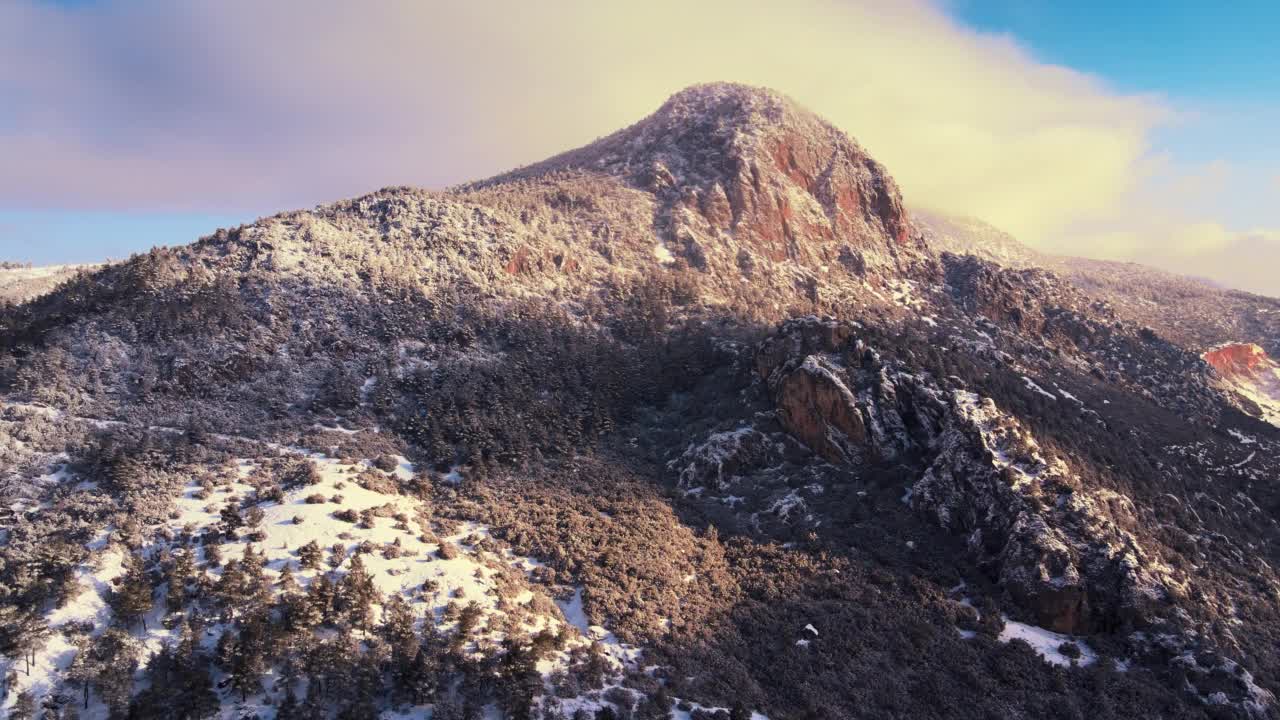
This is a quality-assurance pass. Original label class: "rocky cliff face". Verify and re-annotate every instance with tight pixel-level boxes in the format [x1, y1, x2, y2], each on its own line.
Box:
[1204, 343, 1280, 427]
[738, 316, 1280, 717]
[911, 390, 1184, 635]
[478, 83, 932, 291]
[753, 318, 1185, 634]
[754, 316, 942, 465]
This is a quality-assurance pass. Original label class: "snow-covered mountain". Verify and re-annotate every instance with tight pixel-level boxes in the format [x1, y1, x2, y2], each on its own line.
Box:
[3, 83, 1280, 720]
[0, 263, 98, 304]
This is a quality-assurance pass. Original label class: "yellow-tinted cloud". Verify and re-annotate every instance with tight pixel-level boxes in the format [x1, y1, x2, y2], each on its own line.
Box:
[0, 0, 1164, 236]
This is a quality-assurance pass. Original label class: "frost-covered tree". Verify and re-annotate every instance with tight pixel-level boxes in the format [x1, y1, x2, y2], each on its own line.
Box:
[10, 690, 35, 720]
[219, 504, 243, 538]
[339, 554, 381, 632]
[0, 608, 50, 676]
[112, 551, 154, 631]
[224, 612, 270, 702]
[128, 623, 218, 719]
[166, 548, 196, 613]
[497, 637, 542, 720]
[91, 629, 141, 714]
[297, 540, 324, 570]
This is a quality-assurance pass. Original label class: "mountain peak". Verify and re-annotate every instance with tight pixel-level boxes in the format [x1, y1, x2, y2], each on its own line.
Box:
[645, 81, 814, 131]
[477, 83, 922, 276]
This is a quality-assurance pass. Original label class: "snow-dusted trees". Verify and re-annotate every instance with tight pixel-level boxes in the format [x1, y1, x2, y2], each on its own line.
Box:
[297, 539, 324, 570]
[128, 621, 218, 719]
[338, 554, 381, 632]
[219, 503, 243, 538]
[166, 547, 196, 613]
[0, 607, 50, 676]
[379, 594, 442, 704]
[65, 628, 141, 713]
[8, 689, 36, 719]
[221, 612, 270, 702]
[111, 551, 155, 631]
[496, 637, 542, 720]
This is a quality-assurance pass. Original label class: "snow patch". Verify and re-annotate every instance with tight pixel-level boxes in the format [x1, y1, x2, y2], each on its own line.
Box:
[998, 618, 1096, 667]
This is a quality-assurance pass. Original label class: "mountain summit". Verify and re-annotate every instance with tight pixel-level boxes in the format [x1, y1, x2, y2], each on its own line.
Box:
[478, 82, 926, 280]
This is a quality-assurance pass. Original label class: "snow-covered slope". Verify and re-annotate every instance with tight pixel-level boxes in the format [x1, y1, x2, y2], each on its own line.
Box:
[0, 264, 97, 303]
[1, 443, 765, 719]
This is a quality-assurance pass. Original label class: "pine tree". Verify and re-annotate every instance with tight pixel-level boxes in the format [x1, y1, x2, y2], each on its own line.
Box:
[129, 624, 219, 719]
[298, 540, 324, 570]
[3, 610, 51, 676]
[245, 506, 265, 528]
[227, 613, 269, 701]
[204, 540, 223, 568]
[92, 629, 141, 715]
[339, 554, 381, 632]
[540, 696, 568, 720]
[10, 689, 35, 720]
[220, 503, 243, 537]
[240, 544, 271, 608]
[113, 551, 155, 631]
[497, 638, 541, 720]
[328, 543, 347, 570]
[638, 686, 674, 720]
[405, 642, 441, 704]
[66, 632, 95, 709]
[276, 686, 301, 720]
[173, 621, 219, 719]
[215, 558, 246, 617]
[166, 548, 195, 613]
[380, 595, 422, 701]
[278, 562, 301, 595]
[307, 573, 337, 626]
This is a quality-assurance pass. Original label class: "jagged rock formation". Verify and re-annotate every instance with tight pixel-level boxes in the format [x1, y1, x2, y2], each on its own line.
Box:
[1204, 343, 1280, 426]
[911, 390, 1184, 634]
[752, 317, 1186, 634]
[481, 83, 929, 278]
[754, 316, 941, 465]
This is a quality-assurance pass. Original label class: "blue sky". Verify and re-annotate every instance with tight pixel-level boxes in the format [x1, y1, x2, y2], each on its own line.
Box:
[951, 0, 1279, 232]
[951, 0, 1276, 99]
[0, 0, 1276, 293]
[0, 211, 250, 265]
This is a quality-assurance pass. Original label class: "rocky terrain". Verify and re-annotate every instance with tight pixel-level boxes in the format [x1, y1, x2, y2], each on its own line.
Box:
[1204, 344, 1280, 427]
[2, 83, 1279, 720]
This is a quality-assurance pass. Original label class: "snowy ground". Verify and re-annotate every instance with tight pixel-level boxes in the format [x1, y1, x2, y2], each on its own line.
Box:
[997, 618, 1097, 667]
[2, 447, 769, 719]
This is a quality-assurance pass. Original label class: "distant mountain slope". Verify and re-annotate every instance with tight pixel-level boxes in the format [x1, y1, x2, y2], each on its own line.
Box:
[0, 263, 98, 304]
[914, 209, 1280, 356]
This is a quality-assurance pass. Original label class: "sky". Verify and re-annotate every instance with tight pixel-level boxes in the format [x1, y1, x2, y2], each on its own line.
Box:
[0, 0, 1276, 294]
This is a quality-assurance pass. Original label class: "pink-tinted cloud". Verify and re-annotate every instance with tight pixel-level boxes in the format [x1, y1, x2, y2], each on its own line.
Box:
[0, 0, 1162, 221]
